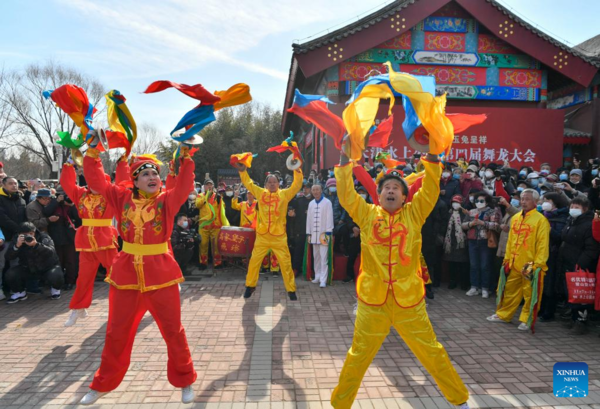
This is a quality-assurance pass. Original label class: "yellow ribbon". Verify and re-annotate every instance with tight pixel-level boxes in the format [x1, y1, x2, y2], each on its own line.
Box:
[82, 219, 113, 227]
[122, 241, 169, 256]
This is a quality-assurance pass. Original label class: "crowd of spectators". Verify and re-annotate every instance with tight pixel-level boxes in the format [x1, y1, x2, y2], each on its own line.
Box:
[2, 154, 600, 335]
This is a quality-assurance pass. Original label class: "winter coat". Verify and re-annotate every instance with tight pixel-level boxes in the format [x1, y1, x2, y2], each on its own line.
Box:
[460, 177, 484, 204]
[559, 211, 598, 272]
[542, 207, 569, 296]
[439, 178, 461, 207]
[443, 209, 469, 262]
[6, 231, 60, 274]
[44, 199, 81, 246]
[26, 200, 49, 233]
[463, 206, 501, 241]
[590, 219, 600, 310]
[0, 188, 27, 240]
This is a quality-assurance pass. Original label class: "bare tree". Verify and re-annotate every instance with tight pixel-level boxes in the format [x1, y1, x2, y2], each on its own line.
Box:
[0, 61, 105, 177]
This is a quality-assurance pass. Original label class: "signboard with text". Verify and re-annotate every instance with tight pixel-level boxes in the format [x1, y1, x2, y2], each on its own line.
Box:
[325, 105, 564, 169]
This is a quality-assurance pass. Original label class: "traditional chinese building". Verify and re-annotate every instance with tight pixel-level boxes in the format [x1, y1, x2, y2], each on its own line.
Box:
[282, 0, 600, 170]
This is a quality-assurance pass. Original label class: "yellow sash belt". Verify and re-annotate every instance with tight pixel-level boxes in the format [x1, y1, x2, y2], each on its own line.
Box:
[122, 242, 169, 256]
[82, 219, 113, 227]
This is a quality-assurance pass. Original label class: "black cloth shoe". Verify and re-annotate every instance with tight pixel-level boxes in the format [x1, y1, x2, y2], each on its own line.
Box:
[425, 286, 434, 300]
[573, 320, 588, 335]
[342, 277, 353, 283]
[198, 264, 207, 271]
[50, 293, 61, 300]
[243, 287, 256, 299]
[288, 292, 298, 301]
[539, 315, 555, 323]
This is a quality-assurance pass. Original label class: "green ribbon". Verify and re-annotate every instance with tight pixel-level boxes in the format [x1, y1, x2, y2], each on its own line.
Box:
[496, 265, 508, 307]
[56, 131, 85, 149]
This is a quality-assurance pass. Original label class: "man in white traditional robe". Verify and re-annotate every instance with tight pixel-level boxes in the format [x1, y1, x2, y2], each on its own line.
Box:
[306, 184, 334, 288]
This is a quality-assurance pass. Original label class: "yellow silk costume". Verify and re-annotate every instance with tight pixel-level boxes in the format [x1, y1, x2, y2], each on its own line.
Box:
[196, 192, 229, 266]
[496, 209, 550, 323]
[331, 159, 468, 408]
[239, 169, 302, 291]
[231, 198, 257, 228]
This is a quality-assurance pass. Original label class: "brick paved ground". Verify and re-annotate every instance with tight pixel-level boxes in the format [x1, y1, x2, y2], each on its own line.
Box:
[1, 268, 599, 409]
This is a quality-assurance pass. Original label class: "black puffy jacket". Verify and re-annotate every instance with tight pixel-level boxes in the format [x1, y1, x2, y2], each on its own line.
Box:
[0, 188, 27, 240]
[559, 211, 599, 272]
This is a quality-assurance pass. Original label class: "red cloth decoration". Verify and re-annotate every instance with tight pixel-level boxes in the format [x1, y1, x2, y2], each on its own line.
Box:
[143, 81, 221, 106]
[367, 115, 394, 148]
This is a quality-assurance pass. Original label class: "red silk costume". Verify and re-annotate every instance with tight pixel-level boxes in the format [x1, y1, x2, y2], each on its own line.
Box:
[83, 148, 197, 392]
[60, 163, 120, 310]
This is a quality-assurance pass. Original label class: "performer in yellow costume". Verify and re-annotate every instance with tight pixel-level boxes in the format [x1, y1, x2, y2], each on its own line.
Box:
[196, 178, 229, 269]
[231, 190, 257, 228]
[236, 165, 302, 300]
[331, 151, 469, 409]
[488, 188, 549, 333]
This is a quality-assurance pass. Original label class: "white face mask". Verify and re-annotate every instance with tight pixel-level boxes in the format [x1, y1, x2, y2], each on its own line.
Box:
[329, 187, 337, 193]
[225, 191, 233, 197]
[469, 196, 475, 203]
[569, 208, 583, 218]
[442, 172, 451, 179]
[485, 170, 494, 178]
[475, 202, 486, 209]
[188, 195, 196, 201]
[359, 194, 367, 200]
[479, 170, 485, 178]
[541, 202, 553, 211]
[452, 202, 461, 210]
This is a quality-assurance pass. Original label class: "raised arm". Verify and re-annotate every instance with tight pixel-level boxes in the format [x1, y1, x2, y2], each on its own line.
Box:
[60, 163, 86, 204]
[281, 169, 303, 202]
[165, 152, 195, 214]
[409, 155, 442, 227]
[239, 169, 264, 199]
[115, 155, 131, 185]
[334, 160, 370, 228]
[83, 148, 126, 210]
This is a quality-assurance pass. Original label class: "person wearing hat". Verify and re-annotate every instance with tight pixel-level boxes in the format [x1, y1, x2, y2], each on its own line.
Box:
[80, 145, 197, 405]
[442, 195, 470, 290]
[58, 162, 120, 327]
[332, 148, 469, 408]
[235, 163, 303, 301]
[563, 168, 589, 199]
[196, 178, 229, 270]
[26, 188, 54, 233]
[459, 165, 483, 204]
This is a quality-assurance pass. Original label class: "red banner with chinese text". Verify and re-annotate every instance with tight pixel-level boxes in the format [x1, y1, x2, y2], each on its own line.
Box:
[325, 105, 564, 170]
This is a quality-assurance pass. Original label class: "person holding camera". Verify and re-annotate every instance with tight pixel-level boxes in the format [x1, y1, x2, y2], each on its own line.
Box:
[171, 214, 197, 275]
[563, 169, 589, 199]
[44, 188, 81, 290]
[5, 221, 63, 303]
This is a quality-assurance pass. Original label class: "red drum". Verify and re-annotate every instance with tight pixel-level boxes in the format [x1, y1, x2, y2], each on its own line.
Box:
[218, 226, 256, 258]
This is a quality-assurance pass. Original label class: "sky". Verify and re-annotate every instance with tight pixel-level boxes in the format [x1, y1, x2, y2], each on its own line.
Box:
[2, 0, 600, 137]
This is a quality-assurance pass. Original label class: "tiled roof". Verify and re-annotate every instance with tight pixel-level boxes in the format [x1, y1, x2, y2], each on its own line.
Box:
[292, 0, 417, 54]
[292, 0, 600, 68]
[564, 128, 591, 138]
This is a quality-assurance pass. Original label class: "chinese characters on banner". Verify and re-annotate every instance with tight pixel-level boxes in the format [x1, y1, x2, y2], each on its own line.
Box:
[326, 105, 565, 169]
[568, 275, 596, 303]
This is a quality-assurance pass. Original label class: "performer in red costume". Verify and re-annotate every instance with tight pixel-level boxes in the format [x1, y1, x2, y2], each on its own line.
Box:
[61, 160, 124, 327]
[79, 144, 197, 405]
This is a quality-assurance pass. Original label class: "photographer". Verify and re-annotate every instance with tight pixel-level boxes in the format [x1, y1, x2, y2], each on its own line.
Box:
[26, 188, 53, 232]
[44, 189, 81, 289]
[172, 214, 198, 275]
[5, 222, 63, 303]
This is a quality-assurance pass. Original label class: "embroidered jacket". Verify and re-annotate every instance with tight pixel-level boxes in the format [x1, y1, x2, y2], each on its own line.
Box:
[60, 163, 119, 252]
[231, 198, 257, 228]
[239, 169, 302, 236]
[335, 159, 440, 308]
[84, 148, 195, 292]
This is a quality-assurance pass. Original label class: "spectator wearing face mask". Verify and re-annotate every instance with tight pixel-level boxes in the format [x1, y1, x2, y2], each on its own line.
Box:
[563, 169, 589, 199]
[518, 166, 533, 181]
[582, 158, 599, 187]
[539, 163, 552, 177]
[443, 195, 470, 290]
[492, 194, 522, 295]
[440, 166, 461, 208]
[325, 178, 342, 228]
[180, 190, 199, 231]
[558, 197, 598, 334]
[460, 165, 483, 205]
[536, 192, 570, 322]
[462, 192, 501, 299]
[171, 214, 197, 275]
[222, 185, 240, 227]
[526, 172, 541, 192]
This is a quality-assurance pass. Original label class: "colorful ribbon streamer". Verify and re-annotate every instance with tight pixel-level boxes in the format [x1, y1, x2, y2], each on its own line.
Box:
[105, 90, 137, 155]
[43, 84, 96, 139]
[230, 152, 257, 168]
